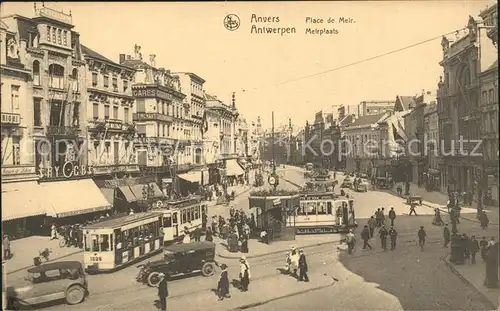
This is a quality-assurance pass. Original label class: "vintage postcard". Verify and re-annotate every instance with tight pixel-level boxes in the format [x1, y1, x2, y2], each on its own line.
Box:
[1, 1, 498, 310]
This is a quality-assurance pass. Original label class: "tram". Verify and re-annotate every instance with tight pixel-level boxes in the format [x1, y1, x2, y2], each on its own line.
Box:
[82, 212, 163, 273]
[159, 196, 207, 244]
[294, 192, 356, 234]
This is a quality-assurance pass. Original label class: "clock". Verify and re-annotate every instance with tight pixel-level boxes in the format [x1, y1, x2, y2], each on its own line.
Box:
[268, 175, 276, 186]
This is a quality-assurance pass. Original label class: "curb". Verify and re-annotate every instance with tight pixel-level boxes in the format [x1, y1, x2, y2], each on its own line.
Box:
[441, 255, 497, 310]
[217, 240, 341, 259]
[7, 249, 84, 275]
[228, 278, 336, 310]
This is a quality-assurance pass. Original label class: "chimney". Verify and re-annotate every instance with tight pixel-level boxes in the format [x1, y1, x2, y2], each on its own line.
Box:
[126, 55, 131, 60]
[119, 54, 125, 64]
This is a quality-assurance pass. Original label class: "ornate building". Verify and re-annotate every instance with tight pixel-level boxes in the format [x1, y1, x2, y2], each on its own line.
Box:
[236, 116, 249, 158]
[83, 45, 138, 178]
[437, 13, 497, 196]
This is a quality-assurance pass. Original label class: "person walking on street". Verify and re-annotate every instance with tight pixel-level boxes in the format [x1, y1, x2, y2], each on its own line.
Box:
[368, 216, 376, 238]
[469, 235, 479, 264]
[409, 202, 418, 216]
[388, 207, 396, 227]
[375, 208, 382, 227]
[157, 273, 168, 311]
[3, 235, 11, 260]
[480, 236, 489, 262]
[361, 225, 372, 250]
[205, 227, 213, 242]
[389, 226, 398, 250]
[380, 208, 386, 226]
[479, 211, 489, 229]
[50, 224, 58, 240]
[239, 256, 251, 292]
[217, 264, 230, 300]
[290, 247, 300, 276]
[298, 249, 309, 282]
[346, 229, 356, 254]
[418, 226, 426, 251]
[379, 225, 388, 251]
[443, 224, 451, 248]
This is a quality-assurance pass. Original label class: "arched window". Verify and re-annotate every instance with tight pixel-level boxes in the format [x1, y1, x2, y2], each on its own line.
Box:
[71, 68, 79, 92]
[33, 61, 41, 85]
[48, 64, 65, 89]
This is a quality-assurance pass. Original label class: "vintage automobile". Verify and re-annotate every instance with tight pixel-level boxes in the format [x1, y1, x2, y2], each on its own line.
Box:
[407, 194, 423, 205]
[376, 177, 394, 189]
[137, 241, 217, 287]
[6, 261, 88, 309]
[305, 163, 314, 171]
[340, 176, 353, 188]
[355, 181, 368, 192]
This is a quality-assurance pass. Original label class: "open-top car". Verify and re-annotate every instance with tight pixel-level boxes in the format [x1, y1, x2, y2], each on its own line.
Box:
[137, 241, 217, 287]
[6, 261, 88, 309]
[341, 176, 353, 188]
[407, 194, 423, 205]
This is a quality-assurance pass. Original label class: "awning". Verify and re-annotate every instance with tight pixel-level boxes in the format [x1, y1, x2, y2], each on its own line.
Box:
[118, 185, 137, 203]
[129, 183, 163, 200]
[100, 188, 115, 205]
[226, 159, 245, 176]
[40, 179, 112, 218]
[1, 181, 46, 221]
[178, 171, 202, 183]
[148, 182, 164, 198]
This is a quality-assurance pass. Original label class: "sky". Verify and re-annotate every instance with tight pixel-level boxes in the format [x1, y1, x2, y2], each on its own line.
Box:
[1, 1, 494, 129]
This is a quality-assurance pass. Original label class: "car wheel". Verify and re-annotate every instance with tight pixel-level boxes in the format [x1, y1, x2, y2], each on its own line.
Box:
[65, 285, 86, 305]
[201, 262, 216, 277]
[147, 272, 162, 287]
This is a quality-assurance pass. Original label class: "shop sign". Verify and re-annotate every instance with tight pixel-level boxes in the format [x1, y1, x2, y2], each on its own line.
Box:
[57, 206, 109, 218]
[132, 88, 173, 101]
[296, 227, 337, 235]
[273, 198, 281, 206]
[38, 162, 94, 179]
[1, 113, 20, 125]
[1, 166, 36, 176]
[299, 193, 336, 201]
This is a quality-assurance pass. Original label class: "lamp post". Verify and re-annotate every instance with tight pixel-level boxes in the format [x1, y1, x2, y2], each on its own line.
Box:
[268, 111, 279, 191]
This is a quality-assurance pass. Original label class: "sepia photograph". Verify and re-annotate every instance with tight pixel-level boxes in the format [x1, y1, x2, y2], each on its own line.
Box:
[0, 1, 498, 310]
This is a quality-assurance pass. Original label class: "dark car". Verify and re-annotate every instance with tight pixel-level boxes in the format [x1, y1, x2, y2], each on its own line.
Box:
[6, 261, 88, 309]
[137, 241, 217, 287]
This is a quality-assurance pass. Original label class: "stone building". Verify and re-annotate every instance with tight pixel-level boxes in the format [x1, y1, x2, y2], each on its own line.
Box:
[358, 100, 395, 117]
[424, 101, 440, 190]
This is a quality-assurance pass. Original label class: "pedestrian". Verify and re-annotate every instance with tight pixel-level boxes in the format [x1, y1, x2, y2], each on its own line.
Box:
[205, 227, 213, 242]
[375, 208, 382, 227]
[409, 203, 417, 216]
[479, 211, 489, 229]
[346, 229, 356, 254]
[388, 207, 396, 227]
[368, 216, 376, 238]
[361, 225, 372, 250]
[202, 212, 208, 231]
[239, 256, 251, 292]
[240, 234, 249, 253]
[157, 273, 168, 311]
[3, 235, 11, 260]
[443, 224, 451, 248]
[462, 233, 470, 260]
[388, 226, 398, 250]
[290, 247, 300, 276]
[418, 226, 426, 251]
[182, 228, 191, 244]
[432, 208, 444, 226]
[211, 216, 218, 236]
[217, 264, 230, 300]
[50, 224, 58, 240]
[298, 249, 309, 282]
[380, 208, 386, 225]
[480, 236, 489, 262]
[379, 225, 388, 251]
[469, 235, 479, 264]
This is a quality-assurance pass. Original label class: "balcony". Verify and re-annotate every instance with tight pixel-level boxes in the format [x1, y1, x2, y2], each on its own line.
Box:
[46, 125, 80, 136]
[133, 112, 173, 123]
[1, 112, 21, 125]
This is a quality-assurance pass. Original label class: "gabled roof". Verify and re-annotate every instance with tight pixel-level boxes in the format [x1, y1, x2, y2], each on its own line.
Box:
[339, 114, 354, 126]
[81, 44, 116, 64]
[395, 95, 415, 111]
[349, 113, 386, 127]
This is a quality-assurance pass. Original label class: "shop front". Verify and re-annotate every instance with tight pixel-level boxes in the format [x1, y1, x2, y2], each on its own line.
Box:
[177, 170, 203, 196]
[223, 159, 245, 186]
[426, 168, 441, 191]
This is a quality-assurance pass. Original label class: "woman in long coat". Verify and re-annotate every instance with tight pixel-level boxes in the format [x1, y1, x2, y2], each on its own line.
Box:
[217, 264, 230, 300]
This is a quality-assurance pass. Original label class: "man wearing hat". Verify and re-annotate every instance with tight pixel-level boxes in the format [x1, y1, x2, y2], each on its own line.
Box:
[298, 249, 309, 282]
[157, 273, 168, 311]
[239, 256, 251, 292]
[469, 235, 479, 264]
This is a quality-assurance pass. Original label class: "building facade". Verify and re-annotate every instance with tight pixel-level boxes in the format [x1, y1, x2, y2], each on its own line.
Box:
[358, 100, 395, 117]
[437, 13, 497, 196]
[235, 117, 249, 158]
[83, 45, 138, 178]
[424, 101, 440, 190]
[478, 3, 498, 205]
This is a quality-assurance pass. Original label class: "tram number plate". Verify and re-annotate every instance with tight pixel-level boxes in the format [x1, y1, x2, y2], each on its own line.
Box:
[90, 256, 102, 262]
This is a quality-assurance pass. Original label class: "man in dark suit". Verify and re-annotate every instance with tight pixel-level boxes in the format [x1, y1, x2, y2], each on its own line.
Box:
[158, 273, 168, 311]
[298, 249, 309, 282]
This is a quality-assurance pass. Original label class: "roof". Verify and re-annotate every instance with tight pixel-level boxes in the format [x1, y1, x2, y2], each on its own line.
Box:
[339, 114, 354, 126]
[204, 93, 218, 101]
[348, 113, 386, 127]
[84, 212, 162, 230]
[164, 241, 216, 253]
[121, 59, 152, 69]
[171, 72, 205, 83]
[15, 15, 37, 42]
[395, 96, 415, 111]
[27, 261, 82, 273]
[82, 44, 135, 71]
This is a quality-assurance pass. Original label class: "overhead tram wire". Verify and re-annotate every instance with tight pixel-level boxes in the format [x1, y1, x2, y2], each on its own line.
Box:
[240, 27, 467, 94]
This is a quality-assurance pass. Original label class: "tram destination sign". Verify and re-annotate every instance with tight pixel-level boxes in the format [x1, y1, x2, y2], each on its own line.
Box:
[299, 193, 336, 200]
[296, 227, 337, 235]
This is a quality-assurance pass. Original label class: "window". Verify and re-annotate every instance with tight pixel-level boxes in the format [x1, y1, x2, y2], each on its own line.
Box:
[12, 136, 20, 165]
[48, 64, 64, 89]
[63, 30, 67, 46]
[92, 72, 98, 87]
[163, 216, 172, 228]
[11, 85, 20, 110]
[113, 106, 118, 119]
[136, 99, 146, 113]
[162, 124, 166, 137]
[71, 68, 79, 92]
[137, 125, 146, 135]
[138, 150, 147, 165]
[123, 80, 128, 92]
[57, 29, 62, 44]
[489, 89, 494, 104]
[100, 235, 110, 251]
[112, 77, 118, 91]
[52, 28, 56, 43]
[327, 202, 333, 214]
[34, 98, 42, 126]
[157, 124, 160, 136]
[73, 102, 80, 127]
[46, 26, 51, 42]
[104, 75, 109, 88]
[297, 203, 307, 215]
[33, 61, 41, 85]
[104, 105, 110, 120]
[124, 108, 129, 123]
[93, 103, 99, 120]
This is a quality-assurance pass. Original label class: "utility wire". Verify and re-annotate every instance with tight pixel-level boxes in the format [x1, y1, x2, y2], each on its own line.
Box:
[241, 27, 467, 94]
